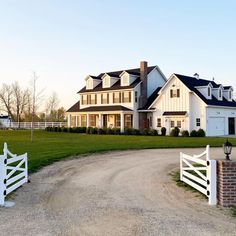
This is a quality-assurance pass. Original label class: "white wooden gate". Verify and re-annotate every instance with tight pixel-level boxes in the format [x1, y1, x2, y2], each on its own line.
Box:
[180, 145, 217, 205]
[0, 143, 28, 206]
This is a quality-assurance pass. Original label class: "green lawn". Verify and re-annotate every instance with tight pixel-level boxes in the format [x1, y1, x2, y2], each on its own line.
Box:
[0, 130, 235, 173]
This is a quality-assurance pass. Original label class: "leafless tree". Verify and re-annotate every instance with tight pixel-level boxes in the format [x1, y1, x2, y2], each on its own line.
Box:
[0, 83, 14, 118]
[46, 92, 60, 121]
[11, 81, 28, 124]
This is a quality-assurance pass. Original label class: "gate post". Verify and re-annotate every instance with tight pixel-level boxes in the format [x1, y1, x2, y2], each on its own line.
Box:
[0, 144, 7, 205]
[180, 152, 183, 181]
[207, 160, 217, 205]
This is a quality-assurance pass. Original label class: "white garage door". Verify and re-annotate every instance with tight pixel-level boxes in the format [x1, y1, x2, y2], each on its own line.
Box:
[208, 117, 225, 136]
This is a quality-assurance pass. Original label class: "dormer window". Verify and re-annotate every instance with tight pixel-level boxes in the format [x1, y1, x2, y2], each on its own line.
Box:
[229, 91, 232, 100]
[208, 87, 211, 97]
[219, 89, 222, 98]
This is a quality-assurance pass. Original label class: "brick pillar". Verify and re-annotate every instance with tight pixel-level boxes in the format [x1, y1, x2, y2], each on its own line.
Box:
[217, 160, 236, 207]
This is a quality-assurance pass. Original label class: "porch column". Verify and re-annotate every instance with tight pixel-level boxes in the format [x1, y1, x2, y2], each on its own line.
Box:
[68, 114, 71, 127]
[75, 115, 78, 127]
[120, 112, 124, 133]
[86, 114, 90, 127]
[99, 114, 103, 128]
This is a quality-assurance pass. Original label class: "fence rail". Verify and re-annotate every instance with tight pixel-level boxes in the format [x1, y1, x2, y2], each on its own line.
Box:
[180, 145, 217, 205]
[0, 143, 28, 206]
[9, 122, 67, 129]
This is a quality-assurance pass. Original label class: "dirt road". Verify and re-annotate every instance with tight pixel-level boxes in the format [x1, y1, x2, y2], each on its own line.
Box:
[0, 148, 235, 236]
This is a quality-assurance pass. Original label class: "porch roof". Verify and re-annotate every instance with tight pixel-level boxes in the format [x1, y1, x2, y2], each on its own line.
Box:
[163, 111, 187, 116]
[67, 102, 132, 112]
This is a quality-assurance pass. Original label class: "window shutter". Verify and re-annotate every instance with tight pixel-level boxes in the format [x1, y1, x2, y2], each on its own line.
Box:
[177, 89, 180, 97]
[101, 94, 103, 104]
[107, 93, 109, 103]
[113, 93, 115, 103]
[95, 94, 97, 104]
[128, 91, 131, 102]
[170, 90, 173, 98]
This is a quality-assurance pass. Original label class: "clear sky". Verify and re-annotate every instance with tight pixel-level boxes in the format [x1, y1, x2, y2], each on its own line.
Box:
[1, 0, 236, 109]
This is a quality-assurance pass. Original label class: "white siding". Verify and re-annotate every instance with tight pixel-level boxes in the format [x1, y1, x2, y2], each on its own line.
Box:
[147, 68, 166, 97]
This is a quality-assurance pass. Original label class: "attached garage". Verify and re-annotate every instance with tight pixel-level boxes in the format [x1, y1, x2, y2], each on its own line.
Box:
[208, 117, 225, 136]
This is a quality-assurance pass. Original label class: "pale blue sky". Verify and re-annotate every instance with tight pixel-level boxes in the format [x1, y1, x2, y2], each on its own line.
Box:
[0, 0, 236, 109]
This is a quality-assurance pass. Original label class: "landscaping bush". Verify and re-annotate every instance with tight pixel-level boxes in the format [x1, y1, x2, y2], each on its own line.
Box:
[141, 128, 150, 136]
[113, 128, 121, 135]
[132, 129, 140, 135]
[190, 130, 198, 137]
[106, 128, 114, 135]
[86, 127, 93, 134]
[91, 127, 98, 134]
[124, 128, 134, 135]
[161, 127, 166, 136]
[62, 127, 68, 132]
[149, 129, 158, 136]
[98, 128, 106, 134]
[181, 130, 189, 137]
[197, 129, 206, 137]
[170, 127, 180, 137]
[57, 127, 62, 132]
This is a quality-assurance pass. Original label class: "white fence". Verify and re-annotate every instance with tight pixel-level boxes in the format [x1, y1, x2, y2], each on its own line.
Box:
[0, 143, 28, 206]
[9, 122, 67, 129]
[180, 145, 217, 205]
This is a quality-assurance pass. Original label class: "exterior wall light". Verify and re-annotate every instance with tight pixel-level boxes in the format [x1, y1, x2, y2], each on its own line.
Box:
[223, 139, 233, 160]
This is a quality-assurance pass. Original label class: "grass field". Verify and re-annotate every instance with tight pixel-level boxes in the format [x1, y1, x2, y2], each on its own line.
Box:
[0, 130, 235, 173]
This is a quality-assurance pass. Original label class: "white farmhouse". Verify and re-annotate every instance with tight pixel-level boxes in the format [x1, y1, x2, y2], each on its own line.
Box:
[67, 62, 236, 136]
[67, 61, 167, 132]
[148, 73, 236, 136]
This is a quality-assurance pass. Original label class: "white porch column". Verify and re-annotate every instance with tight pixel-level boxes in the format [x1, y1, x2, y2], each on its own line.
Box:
[68, 114, 71, 127]
[86, 114, 90, 127]
[99, 114, 103, 128]
[75, 115, 78, 127]
[120, 112, 124, 133]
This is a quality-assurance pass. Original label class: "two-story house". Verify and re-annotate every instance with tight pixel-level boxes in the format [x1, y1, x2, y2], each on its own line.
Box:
[146, 73, 236, 136]
[66, 61, 167, 132]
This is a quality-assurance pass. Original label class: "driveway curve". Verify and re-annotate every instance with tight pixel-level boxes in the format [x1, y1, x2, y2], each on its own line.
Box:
[0, 148, 235, 236]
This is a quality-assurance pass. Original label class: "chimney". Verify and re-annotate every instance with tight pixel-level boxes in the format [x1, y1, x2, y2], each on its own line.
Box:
[139, 61, 148, 108]
[193, 73, 199, 79]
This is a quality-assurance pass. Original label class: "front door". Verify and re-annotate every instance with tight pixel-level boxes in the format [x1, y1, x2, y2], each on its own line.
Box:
[228, 118, 235, 135]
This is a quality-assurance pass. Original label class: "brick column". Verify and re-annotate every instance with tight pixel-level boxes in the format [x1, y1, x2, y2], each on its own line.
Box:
[217, 160, 236, 207]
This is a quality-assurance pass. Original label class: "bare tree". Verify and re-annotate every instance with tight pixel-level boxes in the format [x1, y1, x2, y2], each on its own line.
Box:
[46, 92, 59, 121]
[11, 81, 28, 124]
[0, 83, 14, 119]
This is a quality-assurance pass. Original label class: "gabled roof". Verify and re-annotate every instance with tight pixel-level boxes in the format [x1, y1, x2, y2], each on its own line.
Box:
[78, 78, 141, 93]
[175, 74, 236, 108]
[67, 101, 80, 112]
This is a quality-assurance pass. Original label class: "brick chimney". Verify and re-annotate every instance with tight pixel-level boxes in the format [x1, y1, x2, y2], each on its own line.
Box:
[139, 61, 148, 108]
[139, 61, 148, 130]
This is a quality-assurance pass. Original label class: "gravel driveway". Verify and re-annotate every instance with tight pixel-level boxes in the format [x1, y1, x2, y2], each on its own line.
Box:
[0, 148, 235, 236]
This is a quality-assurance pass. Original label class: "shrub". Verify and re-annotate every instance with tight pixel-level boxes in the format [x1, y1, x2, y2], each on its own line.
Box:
[62, 127, 68, 132]
[113, 128, 120, 135]
[106, 128, 114, 135]
[86, 127, 93, 134]
[91, 127, 98, 134]
[69, 127, 73, 133]
[142, 128, 150, 136]
[170, 127, 180, 137]
[161, 127, 166, 136]
[98, 128, 106, 135]
[190, 130, 198, 137]
[197, 129, 206, 137]
[149, 129, 158, 136]
[181, 130, 189, 137]
[124, 128, 133, 135]
[58, 127, 62, 132]
[132, 129, 140, 135]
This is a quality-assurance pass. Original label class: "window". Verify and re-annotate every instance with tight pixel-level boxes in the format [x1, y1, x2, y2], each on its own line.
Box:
[149, 117, 153, 128]
[124, 114, 133, 128]
[113, 92, 120, 103]
[170, 89, 180, 98]
[171, 120, 175, 128]
[89, 115, 96, 127]
[123, 91, 131, 103]
[81, 115, 87, 127]
[196, 118, 201, 127]
[81, 95, 87, 105]
[71, 116, 76, 127]
[219, 89, 222, 98]
[208, 87, 211, 97]
[101, 93, 109, 104]
[115, 114, 121, 127]
[177, 121, 181, 128]
[229, 91, 232, 100]
[135, 91, 138, 103]
[157, 118, 161, 127]
[90, 94, 97, 105]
